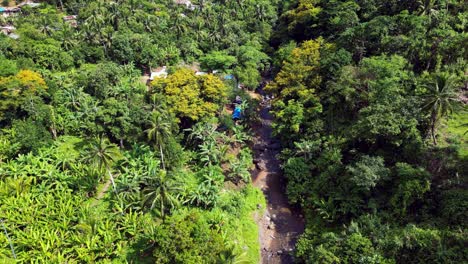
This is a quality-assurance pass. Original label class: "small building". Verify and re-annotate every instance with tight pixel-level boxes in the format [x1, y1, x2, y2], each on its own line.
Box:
[149, 66, 168, 80]
[174, 0, 197, 10]
[224, 74, 235, 80]
[63, 15, 78, 27]
[18, 1, 41, 8]
[0, 7, 21, 18]
[8, 33, 19, 39]
[0, 25, 19, 39]
[195, 71, 207, 76]
[174, 0, 191, 6]
[0, 25, 15, 34]
[63, 15, 77, 21]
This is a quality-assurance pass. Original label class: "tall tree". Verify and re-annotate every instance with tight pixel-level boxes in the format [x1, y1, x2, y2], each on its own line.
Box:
[142, 163, 180, 220]
[145, 109, 174, 170]
[422, 72, 460, 144]
[82, 137, 123, 193]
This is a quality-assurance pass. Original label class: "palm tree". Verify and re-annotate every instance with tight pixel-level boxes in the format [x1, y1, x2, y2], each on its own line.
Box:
[170, 11, 189, 40]
[255, 2, 270, 22]
[59, 23, 78, 51]
[82, 137, 123, 193]
[294, 139, 320, 160]
[417, 0, 438, 16]
[145, 110, 173, 170]
[106, 2, 121, 31]
[190, 17, 207, 42]
[38, 16, 52, 36]
[142, 163, 180, 220]
[422, 73, 460, 145]
[140, 13, 157, 33]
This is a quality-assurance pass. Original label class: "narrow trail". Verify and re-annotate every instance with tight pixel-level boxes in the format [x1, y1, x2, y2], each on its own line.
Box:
[250, 92, 305, 264]
[95, 178, 111, 200]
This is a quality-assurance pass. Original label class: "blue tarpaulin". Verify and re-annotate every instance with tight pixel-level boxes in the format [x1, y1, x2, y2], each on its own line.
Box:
[232, 106, 242, 119]
[224, 74, 234, 80]
[0, 7, 6, 12]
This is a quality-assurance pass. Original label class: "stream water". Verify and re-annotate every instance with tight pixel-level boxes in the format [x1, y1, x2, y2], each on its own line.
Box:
[251, 97, 305, 264]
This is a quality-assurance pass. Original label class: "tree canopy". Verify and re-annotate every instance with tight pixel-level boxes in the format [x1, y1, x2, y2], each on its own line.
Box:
[0, 0, 466, 263]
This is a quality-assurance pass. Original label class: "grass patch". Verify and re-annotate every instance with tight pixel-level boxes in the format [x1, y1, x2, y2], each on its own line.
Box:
[219, 185, 266, 263]
[444, 112, 468, 158]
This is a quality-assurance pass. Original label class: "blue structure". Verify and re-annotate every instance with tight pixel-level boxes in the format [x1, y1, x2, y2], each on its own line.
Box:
[224, 74, 234, 80]
[232, 106, 242, 120]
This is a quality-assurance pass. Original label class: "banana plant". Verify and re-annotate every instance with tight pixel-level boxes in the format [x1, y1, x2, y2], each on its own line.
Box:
[230, 125, 252, 146]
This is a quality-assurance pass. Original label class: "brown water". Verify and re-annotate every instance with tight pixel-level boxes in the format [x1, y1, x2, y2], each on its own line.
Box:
[251, 103, 305, 264]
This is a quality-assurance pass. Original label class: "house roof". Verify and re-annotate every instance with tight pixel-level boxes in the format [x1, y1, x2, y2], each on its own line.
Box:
[224, 74, 234, 80]
[18, 2, 41, 8]
[63, 15, 77, 21]
[0, 26, 15, 30]
[8, 33, 19, 39]
[150, 66, 168, 80]
[174, 0, 191, 4]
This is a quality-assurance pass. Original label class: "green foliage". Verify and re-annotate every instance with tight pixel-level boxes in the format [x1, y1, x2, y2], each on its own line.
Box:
[10, 118, 52, 154]
[0, 182, 139, 262]
[227, 147, 253, 183]
[0, 58, 18, 77]
[421, 72, 462, 145]
[267, 39, 326, 140]
[0, 70, 48, 121]
[200, 51, 237, 72]
[31, 43, 74, 70]
[272, 1, 467, 262]
[439, 189, 468, 227]
[284, 157, 310, 205]
[234, 44, 270, 88]
[218, 186, 265, 263]
[77, 62, 123, 99]
[0, 1, 276, 262]
[445, 112, 468, 158]
[142, 168, 181, 219]
[297, 215, 468, 264]
[145, 108, 177, 169]
[150, 209, 228, 264]
[347, 155, 389, 192]
[81, 136, 123, 192]
[151, 69, 228, 123]
[272, 41, 296, 69]
[280, 0, 322, 40]
[386, 225, 448, 264]
[0, 0, 466, 262]
[188, 165, 224, 209]
[390, 163, 431, 216]
[296, 229, 392, 264]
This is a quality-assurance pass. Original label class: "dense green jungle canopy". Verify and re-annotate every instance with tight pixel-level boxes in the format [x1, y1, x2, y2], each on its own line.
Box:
[0, 0, 466, 263]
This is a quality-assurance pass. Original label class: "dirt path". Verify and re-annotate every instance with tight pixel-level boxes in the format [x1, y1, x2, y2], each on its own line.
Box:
[251, 97, 305, 263]
[95, 178, 112, 200]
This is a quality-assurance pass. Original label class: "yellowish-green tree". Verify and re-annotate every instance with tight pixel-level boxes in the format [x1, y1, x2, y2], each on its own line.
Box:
[266, 39, 325, 140]
[150, 69, 228, 122]
[0, 70, 48, 120]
